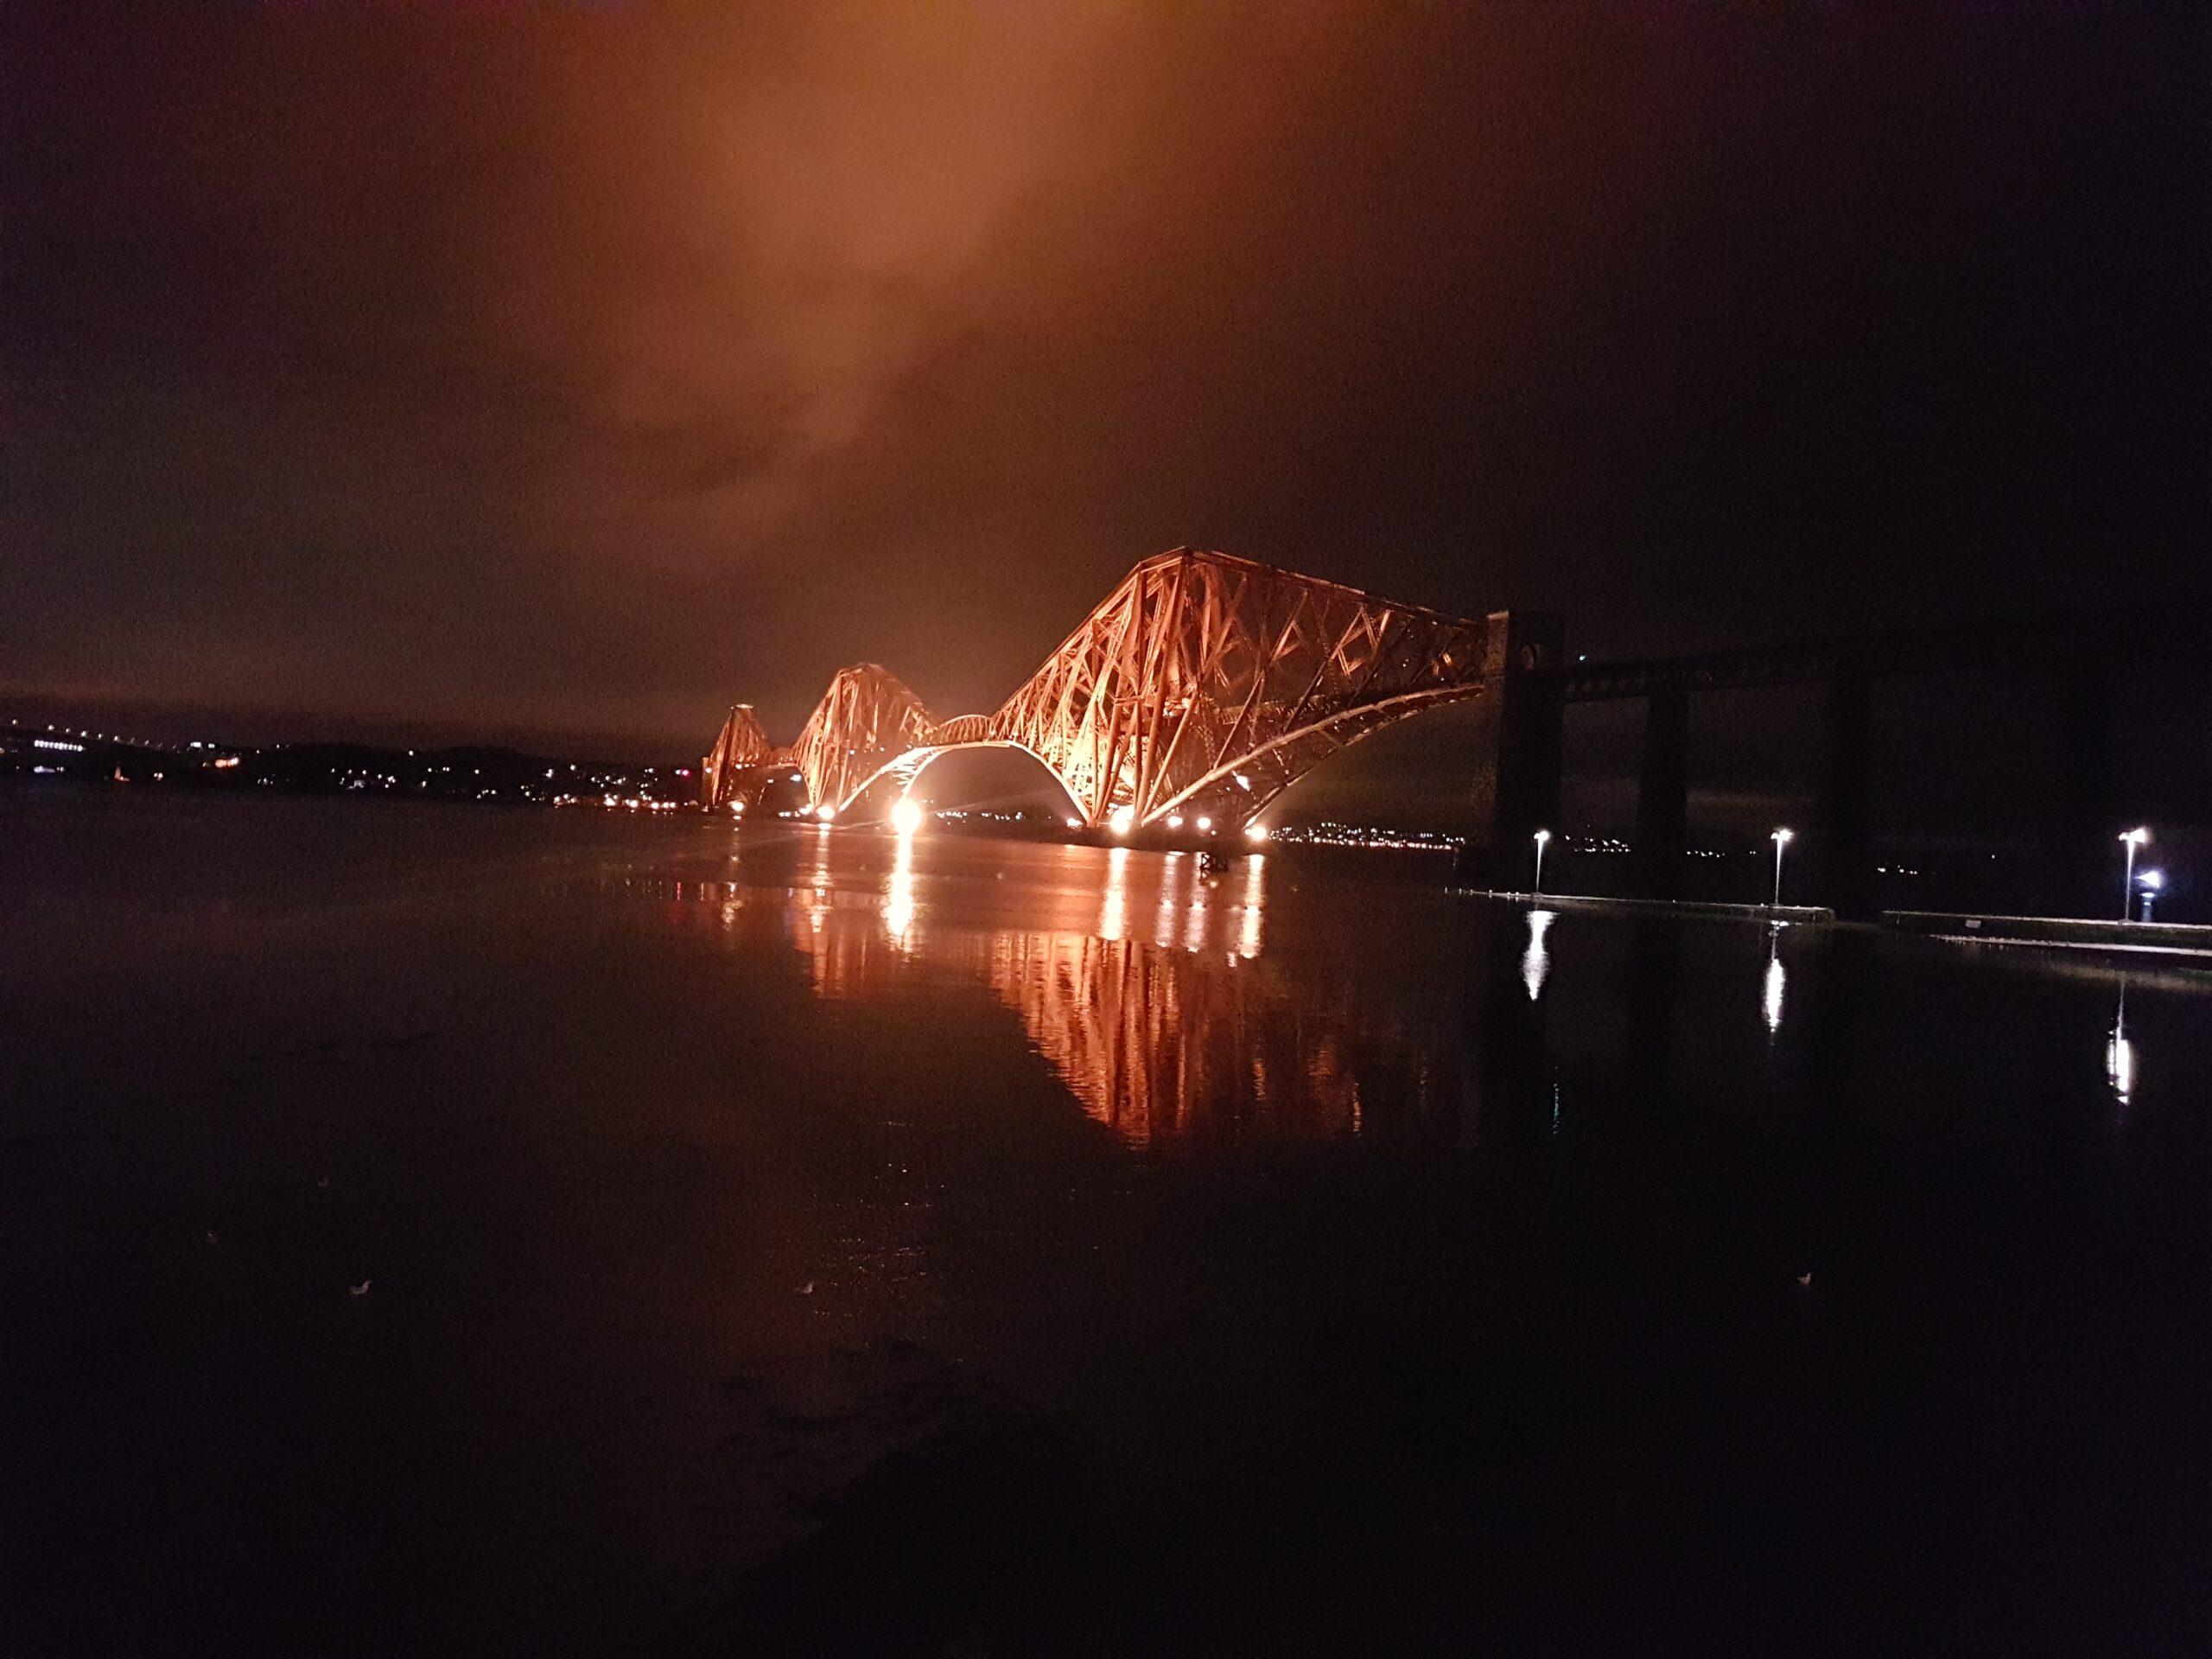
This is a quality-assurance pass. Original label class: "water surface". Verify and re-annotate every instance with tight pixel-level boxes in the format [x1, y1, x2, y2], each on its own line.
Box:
[2, 791, 2205, 1655]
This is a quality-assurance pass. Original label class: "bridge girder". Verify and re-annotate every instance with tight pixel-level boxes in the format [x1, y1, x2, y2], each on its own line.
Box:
[981, 550, 1489, 825]
[699, 704, 775, 808]
[722, 549, 1492, 830]
[787, 664, 938, 814]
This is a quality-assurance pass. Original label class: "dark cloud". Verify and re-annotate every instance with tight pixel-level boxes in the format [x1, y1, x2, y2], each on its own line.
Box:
[4, 3, 2202, 752]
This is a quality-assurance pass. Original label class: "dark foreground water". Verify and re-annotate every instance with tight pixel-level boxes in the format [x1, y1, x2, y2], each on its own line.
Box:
[2, 790, 2207, 1656]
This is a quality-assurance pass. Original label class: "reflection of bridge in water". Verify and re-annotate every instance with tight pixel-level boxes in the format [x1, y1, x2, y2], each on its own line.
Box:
[677, 841, 1468, 1147]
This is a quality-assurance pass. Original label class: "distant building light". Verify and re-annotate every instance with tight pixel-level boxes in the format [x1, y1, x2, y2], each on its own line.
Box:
[32, 738, 83, 753]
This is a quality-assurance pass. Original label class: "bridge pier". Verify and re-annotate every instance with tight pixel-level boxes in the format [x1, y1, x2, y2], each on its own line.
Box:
[1463, 611, 1566, 890]
[1815, 663, 1875, 921]
[1630, 685, 1690, 901]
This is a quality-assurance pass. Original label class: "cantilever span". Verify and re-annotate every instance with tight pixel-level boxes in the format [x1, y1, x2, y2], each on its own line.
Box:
[701, 549, 1495, 831]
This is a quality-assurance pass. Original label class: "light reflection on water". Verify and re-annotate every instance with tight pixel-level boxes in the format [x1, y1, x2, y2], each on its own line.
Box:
[1522, 909, 1554, 1002]
[642, 830, 2212, 1157]
[1764, 929, 1788, 1035]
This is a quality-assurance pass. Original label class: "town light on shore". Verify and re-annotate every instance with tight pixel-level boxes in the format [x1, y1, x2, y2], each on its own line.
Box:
[817, 803, 836, 823]
[1109, 804, 1136, 836]
[1245, 822, 1267, 842]
[890, 796, 925, 836]
[1770, 827, 1794, 909]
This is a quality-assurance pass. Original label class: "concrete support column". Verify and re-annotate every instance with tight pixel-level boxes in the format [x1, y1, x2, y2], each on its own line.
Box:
[1816, 664, 1874, 921]
[1463, 611, 1566, 891]
[1630, 684, 1689, 901]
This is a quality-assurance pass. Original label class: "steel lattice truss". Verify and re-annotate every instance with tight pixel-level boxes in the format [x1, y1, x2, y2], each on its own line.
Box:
[786, 664, 938, 813]
[706, 549, 1491, 829]
[982, 550, 1489, 825]
[699, 704, 774, 809]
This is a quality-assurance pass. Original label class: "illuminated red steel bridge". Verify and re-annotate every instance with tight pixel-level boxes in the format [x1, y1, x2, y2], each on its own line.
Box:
[701, 549, 1559, 844]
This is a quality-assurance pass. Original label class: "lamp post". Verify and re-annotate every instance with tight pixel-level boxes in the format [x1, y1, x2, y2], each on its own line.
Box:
[1770, 828, 1794, 910]
[1532, 828, 1551, 897]
[2119, 828, 2150, 922]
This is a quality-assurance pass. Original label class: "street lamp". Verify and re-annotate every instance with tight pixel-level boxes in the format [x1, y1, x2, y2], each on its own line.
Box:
[1770, 828, 1794, 910]
[1531, 828, 1551, 897]
[2119, 827, 2150, 921]
[2138, 868, 2164, 924]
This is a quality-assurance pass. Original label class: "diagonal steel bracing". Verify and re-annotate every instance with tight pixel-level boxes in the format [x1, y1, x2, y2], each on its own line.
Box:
[709, 549, 1492, 829]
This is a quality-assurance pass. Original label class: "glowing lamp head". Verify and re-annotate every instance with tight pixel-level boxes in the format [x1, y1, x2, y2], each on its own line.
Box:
[1772, 827, 1795, 845]
[2121, 826, 2151, 847]
[890, 797, 925, 836]
[1244, 822, 1268, 842]
[816, 804, 836, 823]
[1533, 828, 1551, 845]
[1166, 814, 1185, 830]
[2139, 868, 2164, 891]
[1109, 804, 1135, 836]
[1065, 817, 1082, 830]
[1196, 817, 1213, 833]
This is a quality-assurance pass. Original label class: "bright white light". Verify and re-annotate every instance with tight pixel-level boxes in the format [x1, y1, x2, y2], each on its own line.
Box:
[1522, 909, 1554, 1001]
[817, 804, 837, 823]
[2120, 826, 2151, 846]
[890, 797, 925, 836]
[1166, 814, 1185, 830]
[1772, 827, 1795, 845]
[1764, 950, 1786, 1034]
[1196, 817, 1213, 833]
[1533, 828, 1551, 844]
[1065, 817, 1082, 830]
[1233, 773, 1252, 790]
[2107, 1028, 2135, 1104]
[1109, 804, 1136, 836]
[1244, 822, 1268, 842]
[2139, 868, 2164, 891]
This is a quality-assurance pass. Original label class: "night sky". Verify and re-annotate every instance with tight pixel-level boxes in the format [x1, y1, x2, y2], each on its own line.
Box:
[4, 3, 2203, 761]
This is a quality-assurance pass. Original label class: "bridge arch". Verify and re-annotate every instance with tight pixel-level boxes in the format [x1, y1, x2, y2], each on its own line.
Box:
[835, 741, 1087, 826]
[1142, 682, 1486, 829]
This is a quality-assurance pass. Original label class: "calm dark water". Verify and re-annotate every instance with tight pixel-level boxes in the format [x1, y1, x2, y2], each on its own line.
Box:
[2, 789, 2207, 1656]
